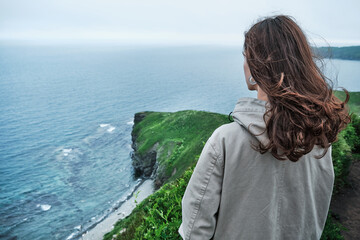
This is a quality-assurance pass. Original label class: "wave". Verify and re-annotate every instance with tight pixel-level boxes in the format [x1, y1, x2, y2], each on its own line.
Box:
[63, 148, 72, 153]
[36, 204, 51, 211]
[56, 147, 83, 160]
[63, 148, 72, 156]
[66, 232, 77, 240]
[107, 126, 115, 133]
[99, 123, 116, 133]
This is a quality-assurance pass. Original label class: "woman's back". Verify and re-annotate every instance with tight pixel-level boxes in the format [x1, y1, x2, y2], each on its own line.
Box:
[179, 15, 349, 239]
[215, 98, 334, 239]
[179, 98, 334, 239]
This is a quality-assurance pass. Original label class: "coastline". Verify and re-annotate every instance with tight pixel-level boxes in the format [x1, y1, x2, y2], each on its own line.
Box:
[79, 179, 154, 240]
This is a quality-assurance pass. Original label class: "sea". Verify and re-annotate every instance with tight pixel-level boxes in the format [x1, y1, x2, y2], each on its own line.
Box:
[0, 43, 359, 240]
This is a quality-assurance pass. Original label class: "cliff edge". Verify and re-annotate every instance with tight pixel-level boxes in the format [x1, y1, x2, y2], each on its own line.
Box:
[129, 110, 229, 189]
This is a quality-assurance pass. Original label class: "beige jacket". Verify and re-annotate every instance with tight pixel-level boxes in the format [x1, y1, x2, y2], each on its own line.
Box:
[179, 98, 334, 240]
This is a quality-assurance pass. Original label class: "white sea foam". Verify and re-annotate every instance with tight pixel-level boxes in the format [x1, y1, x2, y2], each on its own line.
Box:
[107, 126, 115, 133]
[63, 148, 72, 153]
[37, 204, 51, 211]
[74, 225, 82, 231]
[63, 148, 72, 156]
[127, 120, 134, 125]
[62, 148, 76, 157]
[66, 232, 77, 240]
[41, 204, 51, 211]
[100, 124, 110, 128]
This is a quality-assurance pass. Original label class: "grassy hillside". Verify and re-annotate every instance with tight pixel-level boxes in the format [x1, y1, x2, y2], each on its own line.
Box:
[131, 110, 229, 187]
[314, 46, 360, 60]
[105, 93, 360, 240]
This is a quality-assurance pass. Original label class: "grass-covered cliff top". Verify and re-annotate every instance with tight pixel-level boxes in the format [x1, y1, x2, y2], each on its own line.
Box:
[132, 110, 229, 186]
[105, 92, 360, 240]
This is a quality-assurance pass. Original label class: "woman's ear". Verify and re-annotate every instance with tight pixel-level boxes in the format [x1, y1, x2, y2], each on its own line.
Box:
[246, 76, 258, 91]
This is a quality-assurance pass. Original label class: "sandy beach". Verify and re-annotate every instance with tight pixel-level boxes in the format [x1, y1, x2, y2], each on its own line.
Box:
[80, 179, 154, 240]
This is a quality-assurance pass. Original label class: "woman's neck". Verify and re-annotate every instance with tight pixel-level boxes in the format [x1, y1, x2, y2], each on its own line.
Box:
[257, 86, 268, 101]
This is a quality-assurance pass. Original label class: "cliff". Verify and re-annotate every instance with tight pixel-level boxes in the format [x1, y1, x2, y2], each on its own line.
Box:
[129, 110, 229, 189]
[314, 46, 360, 61]
[131, 112, 157, 178]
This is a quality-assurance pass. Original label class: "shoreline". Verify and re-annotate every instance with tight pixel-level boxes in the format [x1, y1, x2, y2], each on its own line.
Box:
[79, 179, 154, 240]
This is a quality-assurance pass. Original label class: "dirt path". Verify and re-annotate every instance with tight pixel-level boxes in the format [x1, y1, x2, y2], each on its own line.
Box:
[330, 159, 360, 239]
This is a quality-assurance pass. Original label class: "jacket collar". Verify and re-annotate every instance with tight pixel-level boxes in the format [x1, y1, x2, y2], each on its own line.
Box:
[232, 98, 269, 146]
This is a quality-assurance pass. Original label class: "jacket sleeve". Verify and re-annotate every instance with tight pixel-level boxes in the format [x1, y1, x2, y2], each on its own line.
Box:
[179, 130, 224, 240]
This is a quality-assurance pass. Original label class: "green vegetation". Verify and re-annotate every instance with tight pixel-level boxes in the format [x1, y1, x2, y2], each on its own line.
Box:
[314, 46, 360, 60]
[321, 212, 346, 240]
[335, 91, 360, 115]
[131, 110, 228, 187]
[331, 114, 360, 192]
[105, 93, 360, 240]
[104, 167, 194, 240]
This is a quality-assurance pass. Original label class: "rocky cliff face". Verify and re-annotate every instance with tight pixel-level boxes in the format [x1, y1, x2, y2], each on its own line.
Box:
[131, 150, 157, 178]
[131, 112, 158, 179]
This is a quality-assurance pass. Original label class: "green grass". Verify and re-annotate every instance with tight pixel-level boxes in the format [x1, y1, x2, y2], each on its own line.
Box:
[132, 110, 229, 186]
[335, 91, 360, 115]
[105, 94, 360, 240]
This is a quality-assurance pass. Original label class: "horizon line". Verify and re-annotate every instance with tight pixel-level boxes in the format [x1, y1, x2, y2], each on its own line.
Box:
[1, 32, 359, 47]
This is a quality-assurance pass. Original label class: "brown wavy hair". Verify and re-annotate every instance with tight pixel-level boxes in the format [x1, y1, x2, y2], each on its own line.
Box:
[243, 15, 351, 162]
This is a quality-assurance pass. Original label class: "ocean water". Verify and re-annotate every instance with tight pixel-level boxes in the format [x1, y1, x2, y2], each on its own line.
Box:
[0, 44, 359, 240]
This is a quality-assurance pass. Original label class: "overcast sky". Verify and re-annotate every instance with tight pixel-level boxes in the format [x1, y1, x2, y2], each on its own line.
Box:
[0, 0, 359, 46]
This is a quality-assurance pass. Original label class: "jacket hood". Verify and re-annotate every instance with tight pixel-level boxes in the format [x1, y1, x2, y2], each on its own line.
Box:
[231, 98, 269, 146]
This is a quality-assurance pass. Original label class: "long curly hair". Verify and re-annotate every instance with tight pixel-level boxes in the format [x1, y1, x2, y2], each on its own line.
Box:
[243, 15, 351, 162]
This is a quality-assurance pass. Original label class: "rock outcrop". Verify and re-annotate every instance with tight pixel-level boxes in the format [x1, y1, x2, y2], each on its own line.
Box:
[131, 112, 158, 179]
[131, 148, 157, 178]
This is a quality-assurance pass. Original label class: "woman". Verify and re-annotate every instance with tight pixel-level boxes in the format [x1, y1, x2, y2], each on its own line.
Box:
[178, 15, 350, 239]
